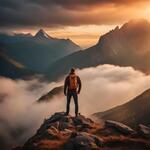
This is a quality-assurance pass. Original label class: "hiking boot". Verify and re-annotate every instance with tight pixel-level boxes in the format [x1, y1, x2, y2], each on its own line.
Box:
[75, 113, 78, 117]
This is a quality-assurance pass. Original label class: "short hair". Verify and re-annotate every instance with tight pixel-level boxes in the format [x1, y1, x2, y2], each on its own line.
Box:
[70, 68, 75, 73]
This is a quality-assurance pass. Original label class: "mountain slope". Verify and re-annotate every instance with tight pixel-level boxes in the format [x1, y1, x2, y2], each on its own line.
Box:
[0, 30, 81, 74]
[0, 50, 35, 78]
[34, 29, 53, 39]
[46, 19, 150, 81]
[37, 86, 63, 103]
[93, 89, 150, 127]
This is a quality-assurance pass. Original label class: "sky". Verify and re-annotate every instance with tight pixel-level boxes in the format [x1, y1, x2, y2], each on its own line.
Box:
[1, 0, 150, 48]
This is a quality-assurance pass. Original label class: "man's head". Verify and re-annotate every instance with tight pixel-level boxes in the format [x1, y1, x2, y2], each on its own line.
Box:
[70, 68, 75, 74]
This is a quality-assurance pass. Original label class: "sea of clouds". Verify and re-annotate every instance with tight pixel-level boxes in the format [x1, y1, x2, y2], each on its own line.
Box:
[0, 64, 150, 148]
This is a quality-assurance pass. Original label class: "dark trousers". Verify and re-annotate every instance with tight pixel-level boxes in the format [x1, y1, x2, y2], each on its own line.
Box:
[66, 91, 78, 115]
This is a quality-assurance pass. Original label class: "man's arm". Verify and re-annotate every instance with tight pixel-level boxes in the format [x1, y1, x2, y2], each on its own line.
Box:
[77, 76, 82, 94]
[64, 76, 68, 95]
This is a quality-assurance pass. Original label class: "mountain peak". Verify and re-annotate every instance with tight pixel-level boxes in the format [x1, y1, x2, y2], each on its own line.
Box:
[97, 19, 150, 45]
[34, 29, 53, 39]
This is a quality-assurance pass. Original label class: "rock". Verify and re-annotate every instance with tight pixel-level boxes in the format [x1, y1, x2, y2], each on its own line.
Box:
[72, 115, 95, 131]
[64, 129, 72, 133]
[59, 122, 74, 131]
[139, 124, 150, 138]
[61, 115, 73, 123]
[70, 131, 78, 138]
[73, 115, 91, 126]
[64, 132, 102, 150]
[48, 121, 60, 130]
[73, 134, 97, 149]
[105, 120, 136, 135]
[50, 126, 59, 133]
[48, 112, 65, 123]
[80, 127, 91, 132]
[18, 112, 150, 150]
[92, 135, 103, 147]
[41, 128, 59, 140]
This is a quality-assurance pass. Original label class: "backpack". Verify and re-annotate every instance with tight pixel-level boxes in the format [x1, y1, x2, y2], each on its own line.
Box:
[69, 74, 77, 90]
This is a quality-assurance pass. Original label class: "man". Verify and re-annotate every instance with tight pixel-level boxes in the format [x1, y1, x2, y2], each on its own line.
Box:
[64, 68, 81, 116]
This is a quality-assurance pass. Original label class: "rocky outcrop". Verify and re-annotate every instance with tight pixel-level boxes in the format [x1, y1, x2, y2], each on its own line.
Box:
[17, 112, 150, 150]
[63, 132, 103, 150]
[139, 124, 150, 138]
[105, 120, 136, 135]
[21, 112, 101, 150]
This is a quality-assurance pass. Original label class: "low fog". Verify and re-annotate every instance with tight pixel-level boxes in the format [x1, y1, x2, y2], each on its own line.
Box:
[0, 64, 150, 148]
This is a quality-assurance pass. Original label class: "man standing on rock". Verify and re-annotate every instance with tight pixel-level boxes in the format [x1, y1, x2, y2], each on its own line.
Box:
[64, 68, 82, 117]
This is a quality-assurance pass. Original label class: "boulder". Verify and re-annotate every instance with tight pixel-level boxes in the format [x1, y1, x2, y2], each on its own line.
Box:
[61, 115, 73, 123]
[139, 124, 150, 138]
[59, 122, 74, 131]
[41, 128, 59, 140]
[105, 120, 136, 135]
[64, 132, 103, 150]
[64, 129, 72, 133]
[73, 115, 92, 126]
[48, 112, 65, 123]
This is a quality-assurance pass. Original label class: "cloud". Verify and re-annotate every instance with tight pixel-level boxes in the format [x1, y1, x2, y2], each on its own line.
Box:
[0, 77, 63, 147]
[77, 65, 150, 114]
[0, 64, 150, 148]
[28, 0, 149, 10]
[0, 0, 149, 29]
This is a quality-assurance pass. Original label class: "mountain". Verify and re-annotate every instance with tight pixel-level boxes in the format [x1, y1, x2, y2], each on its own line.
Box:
[37, 86, 63, 103]
[34, 29, 53, 39]
[0, 29, 81, 75]
[0, 50, 35, 78]
[14, 112, 150, 150]
[46, 19, 150, 81]
[93, 89, 150, 127]
[14, 33, 32, 38]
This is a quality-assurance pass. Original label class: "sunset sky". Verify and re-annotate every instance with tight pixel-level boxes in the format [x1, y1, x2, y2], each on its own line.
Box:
[1, 0, 150, 48]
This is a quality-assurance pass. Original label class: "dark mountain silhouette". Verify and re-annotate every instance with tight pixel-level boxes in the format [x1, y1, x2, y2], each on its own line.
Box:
[34, 29, 53, 39]
[14, 112, 150, 150]
[14, 33, 32, 38]
[93, 89, 150, 127]
[38, 86, 63, 103]
[0, 29, 81, 75]
[46, 19, 150, 81]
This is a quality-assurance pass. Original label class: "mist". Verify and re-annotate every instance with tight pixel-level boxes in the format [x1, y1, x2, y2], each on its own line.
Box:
[0, 64, 150, 148]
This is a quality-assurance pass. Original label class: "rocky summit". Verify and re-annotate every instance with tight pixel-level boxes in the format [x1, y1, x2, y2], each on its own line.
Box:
[15, 112, 150, 150]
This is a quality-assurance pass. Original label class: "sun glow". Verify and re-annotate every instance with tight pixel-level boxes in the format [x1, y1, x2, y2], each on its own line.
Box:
[3, 1, 150, 48]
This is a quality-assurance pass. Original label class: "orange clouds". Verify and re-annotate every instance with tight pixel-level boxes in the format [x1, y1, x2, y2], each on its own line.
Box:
[0, 0, 150, 28]
[1, 0, 150, 47]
